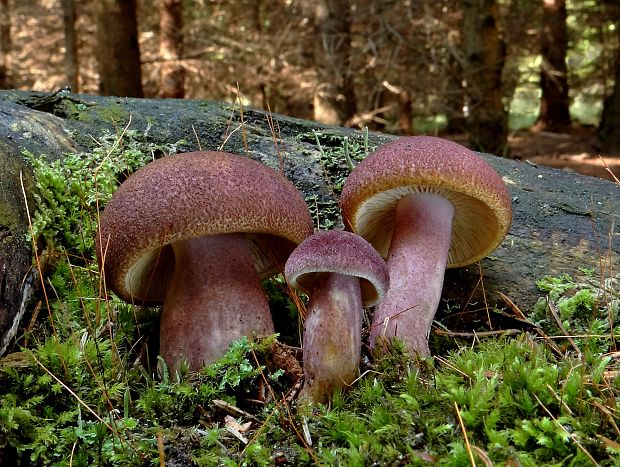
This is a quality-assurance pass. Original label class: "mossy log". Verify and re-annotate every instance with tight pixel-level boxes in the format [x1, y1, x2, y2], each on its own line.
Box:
[0, 90, 618, 355]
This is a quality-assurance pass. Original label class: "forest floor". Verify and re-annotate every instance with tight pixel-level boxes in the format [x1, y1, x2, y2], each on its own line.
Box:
[506, 126, 620, 182]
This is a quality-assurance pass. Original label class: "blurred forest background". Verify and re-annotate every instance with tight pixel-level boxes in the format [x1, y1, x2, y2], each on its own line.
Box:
[0, 0, 619, 179]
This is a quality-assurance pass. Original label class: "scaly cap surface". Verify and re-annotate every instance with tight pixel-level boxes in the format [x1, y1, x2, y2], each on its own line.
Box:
[97, 151, 314, 304]
[285, 230, 389, 306]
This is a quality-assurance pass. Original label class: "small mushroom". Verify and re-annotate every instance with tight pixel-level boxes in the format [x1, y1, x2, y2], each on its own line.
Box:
[285, 230, 389, 403]
[340, 136, 512, 355]
[96, 151, 314, 370]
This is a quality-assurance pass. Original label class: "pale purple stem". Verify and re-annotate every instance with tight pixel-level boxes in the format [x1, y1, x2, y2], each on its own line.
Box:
[302, 272, 362, 403]
[159, 233, 274, 371]
[369, 192, 454, 355]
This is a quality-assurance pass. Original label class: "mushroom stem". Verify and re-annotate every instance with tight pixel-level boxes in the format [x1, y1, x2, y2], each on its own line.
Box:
[159, 233, 274, 371]
[369, 192, 454, 355]
[302, 272, 362, 403]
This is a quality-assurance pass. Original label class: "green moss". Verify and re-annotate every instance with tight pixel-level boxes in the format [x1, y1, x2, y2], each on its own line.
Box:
[93, 103, 131, 126]
[531, 272, 619, 355]
[23, 129, 186, 259]
[4, 267, 618, 465]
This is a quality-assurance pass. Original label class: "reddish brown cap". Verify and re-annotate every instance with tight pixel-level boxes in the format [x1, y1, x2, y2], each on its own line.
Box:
[285, 230, 389, 306]
[96, 151, 314, 304]
[340, 136, 512, 267]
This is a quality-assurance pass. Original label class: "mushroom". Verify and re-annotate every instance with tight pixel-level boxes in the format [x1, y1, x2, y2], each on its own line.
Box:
[340, 136, 512, 356]
[96, 151, 314, 371]
[285, 230, 389, 403]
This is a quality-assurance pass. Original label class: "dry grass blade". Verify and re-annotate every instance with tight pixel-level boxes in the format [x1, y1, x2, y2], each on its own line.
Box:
[265, 103, 285, 174]
[236, 82, 248, 154]
[212, 399, 260, 423]
[471, 446, 494, 467]
[435, 355, 470, 379]
[592, 401, 620, 439]
[546, 297, 581, 357]
[454, 401, 476, 467]
[157, 429, 166, 466]
[477, 262, 492, 330]
[434, 329, 522, 338]
[545, 383, 574, 415]
[598, 154, 620, 185]
[19, 169, 72, 376]
[241, 347, 319, 463]
[498, 292, 528, 320]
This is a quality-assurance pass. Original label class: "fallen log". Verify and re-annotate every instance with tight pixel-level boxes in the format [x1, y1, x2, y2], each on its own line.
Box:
[0, 90, 618, 354]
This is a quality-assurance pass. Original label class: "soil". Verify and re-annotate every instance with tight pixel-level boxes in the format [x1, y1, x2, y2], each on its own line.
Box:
[507, 126, 620, 182]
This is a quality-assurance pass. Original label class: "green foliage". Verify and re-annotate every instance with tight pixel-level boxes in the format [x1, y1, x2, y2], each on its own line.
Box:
[23, 129, 186, 258]
[4, 243, 620, 466]
[1, 322, 282, 465]
[531, 272, 619, 354]
[306, 336, 617, 465]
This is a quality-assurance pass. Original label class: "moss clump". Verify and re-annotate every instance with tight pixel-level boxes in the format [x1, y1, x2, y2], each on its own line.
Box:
[3, 262, 619, 465]
[23, 129, 186, 259]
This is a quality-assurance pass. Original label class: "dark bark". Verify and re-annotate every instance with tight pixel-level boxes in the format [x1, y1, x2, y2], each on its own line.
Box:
[313, 0, 357, 126]
[0, 0, 11, 89]
[61, 0, 79, 92]
[398, 90, 413, 135]
[0, 90, 618, 356]
[462, 0, 508, 155]
[598, 7, 620, 150]
[160, 0, 185, 98]
[537, 0, 571, 131]
[95, 0, 143, 97]
[0, 98, 82, 355]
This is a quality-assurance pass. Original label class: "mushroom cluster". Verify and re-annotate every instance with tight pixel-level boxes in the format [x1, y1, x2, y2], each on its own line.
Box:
[97, 135, 511, 404]
[97, 151, 314, 371]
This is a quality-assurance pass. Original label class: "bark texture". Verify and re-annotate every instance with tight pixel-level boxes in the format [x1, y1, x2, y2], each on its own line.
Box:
[0, 0, 12, 89]
[61, 0, 79, 92]
[537, 0, 571, 131]
[95, 0, 143, 97]
[0, 90, 618, 356]
[159, 0, 185, 98]
[598, 4, 620, 150]
[462, 0, 508, 155]
[313, 0, 357, 126]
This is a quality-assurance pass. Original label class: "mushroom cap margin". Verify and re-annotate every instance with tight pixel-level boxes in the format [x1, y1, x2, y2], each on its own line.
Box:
[96, 151, 315, 304]
[284, 230, 389, 307]
[340, 136, 512, 267]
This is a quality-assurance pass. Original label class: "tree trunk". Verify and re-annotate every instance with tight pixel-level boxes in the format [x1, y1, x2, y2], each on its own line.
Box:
[462, 0, 508, 155]
[537, 0, 571, 131]
[61, 0, 79, 92]
[313, 0, 357, 126]
[398, 90, 413, 135]
[95, 0, 143, 97]
[444, 54, 467, 134]
[0, 90, 618, 356]
[159, 0, 184, 98]
[598, 6, 620, 150]
[0, 0, 12, 89]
